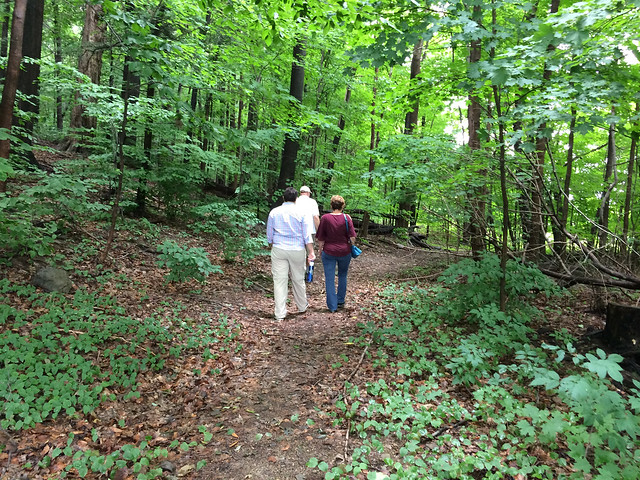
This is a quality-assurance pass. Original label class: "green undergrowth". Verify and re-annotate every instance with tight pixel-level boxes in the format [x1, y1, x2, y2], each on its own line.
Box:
[0, 278, 240, 478]
[309, 254, 640, 480]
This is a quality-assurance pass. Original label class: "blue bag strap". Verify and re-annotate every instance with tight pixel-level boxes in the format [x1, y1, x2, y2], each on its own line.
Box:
[344, 214, 352, 244]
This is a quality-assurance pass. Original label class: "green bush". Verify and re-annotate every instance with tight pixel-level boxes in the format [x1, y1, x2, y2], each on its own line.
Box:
[192, 200, 268, 262]
[156, 240, 222, 283]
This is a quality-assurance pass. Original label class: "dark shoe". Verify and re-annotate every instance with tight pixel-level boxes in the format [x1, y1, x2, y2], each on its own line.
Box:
[337, 303, 345, 309]
[329, 309, 337, 313]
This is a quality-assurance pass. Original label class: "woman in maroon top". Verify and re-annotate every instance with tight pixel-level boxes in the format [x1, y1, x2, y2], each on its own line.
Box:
[316, 195, 357, 312]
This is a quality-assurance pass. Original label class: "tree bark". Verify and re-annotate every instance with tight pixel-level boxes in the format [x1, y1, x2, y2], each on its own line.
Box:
[467, 4, 486, 259]
[622, 104, 638, 256]
[67, 2, 105, 150]
[275, 40, 306, 194]
[397, 40, 424, 229]
[595, 109, 617, 248]
[0, 0, 10, 79]
[360, 67, 380, 239]
[0, 0, 27, 193]
[553, 106, 576, 254]
[14, 0, 43, 164]
[527, 0, 561, 259]
[53, 2, 63, 131]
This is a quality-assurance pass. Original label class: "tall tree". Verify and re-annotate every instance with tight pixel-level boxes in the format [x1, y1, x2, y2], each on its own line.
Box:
[14, 0, 43, 165]
[0, 0, 27, 193]
[466, 3, 486, 259]
[397, 39, 424, 229]
[275, 39, 306, 193]
[65, 1, 105, 151]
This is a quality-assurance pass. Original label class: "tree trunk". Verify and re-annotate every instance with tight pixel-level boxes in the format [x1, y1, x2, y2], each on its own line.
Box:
[53, 2, 63, 131]
[67, 2, 105, 150]
[321, 85, 351, 197]
[135, 81, 155, 216]
[276, 40, 306, 193]
[526, 0, 561, 259]
[0, 0, 10, 79]
[360, 67, 380, 239]
[622, 103, 638, 255]
[467, 5, 486, 259]
[397, 40, 424, 229]
[14, 0, 43, 164]
[595, 110, 617, 248]
[0, 0, 27, 193]
[553, 106, 576, 255]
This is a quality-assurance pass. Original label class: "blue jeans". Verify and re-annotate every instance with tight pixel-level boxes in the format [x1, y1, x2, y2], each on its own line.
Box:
[321, 251, 352, 311]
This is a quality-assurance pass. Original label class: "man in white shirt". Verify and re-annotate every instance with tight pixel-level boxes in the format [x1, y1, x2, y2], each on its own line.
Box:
[297, 185, 320, 234]
[266, 187, 316, 321]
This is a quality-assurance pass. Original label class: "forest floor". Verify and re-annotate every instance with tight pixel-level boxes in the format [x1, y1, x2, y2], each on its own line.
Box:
[1, 146, 614, 480]
[1, 225, 609, 480]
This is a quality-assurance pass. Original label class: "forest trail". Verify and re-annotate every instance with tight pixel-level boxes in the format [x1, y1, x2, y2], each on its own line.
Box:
[187, 241, 445, 479]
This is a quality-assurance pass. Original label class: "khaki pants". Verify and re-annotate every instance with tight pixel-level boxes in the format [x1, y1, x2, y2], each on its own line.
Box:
[271, 247, 308, 320]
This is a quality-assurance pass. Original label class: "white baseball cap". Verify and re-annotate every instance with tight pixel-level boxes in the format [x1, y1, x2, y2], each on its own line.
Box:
[300, 186, 311, 193]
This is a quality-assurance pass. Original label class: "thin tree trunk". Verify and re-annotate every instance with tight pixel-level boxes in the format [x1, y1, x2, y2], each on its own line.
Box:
[554, 106, 576, 254]
[321, 86, 351, 197]
[53, 2, 63, 130]
[0, 0, 11, 79]
[595, 109, 617, 248]
[622, 103, 638, 255]
[135, 82, 155, 216]
[0, 0, 27, 193]
[360, 67, 379, 238]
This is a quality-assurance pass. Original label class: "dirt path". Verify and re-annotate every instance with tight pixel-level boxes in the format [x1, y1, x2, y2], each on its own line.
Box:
[188, 242, 445, 479]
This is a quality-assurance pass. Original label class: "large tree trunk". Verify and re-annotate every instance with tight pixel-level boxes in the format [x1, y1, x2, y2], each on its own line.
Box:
[66, 2, 105, 151]
[14, 0, 43, 165]
[276, 40, 306, 193]
[0, 0, 27, 193]
[467, 5, 486, 259]
[397, 40, 424, 229]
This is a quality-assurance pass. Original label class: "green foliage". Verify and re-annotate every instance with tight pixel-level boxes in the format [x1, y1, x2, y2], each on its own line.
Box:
[192, 201, 268, 262]
[436, 254, 562, 322]
[156, 240, 222, 283]
[0, 169, 106, 259]
[152, 154, 206, 221]
[0, 280, 239, 432]
[311, 256, 638, 479]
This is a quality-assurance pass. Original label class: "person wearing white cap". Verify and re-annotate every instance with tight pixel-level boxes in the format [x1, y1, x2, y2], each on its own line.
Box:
[297, 185, 320, 234]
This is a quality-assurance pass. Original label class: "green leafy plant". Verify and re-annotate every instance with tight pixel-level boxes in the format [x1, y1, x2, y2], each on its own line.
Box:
[156, 240, 222, 283]
[192, 200, 268, 262]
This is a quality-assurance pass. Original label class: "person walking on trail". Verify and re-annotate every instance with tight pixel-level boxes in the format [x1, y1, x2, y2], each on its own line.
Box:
[316, 195, 357, 313]
[297, 185, 320, 234]
[266, 187, 316, 321]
